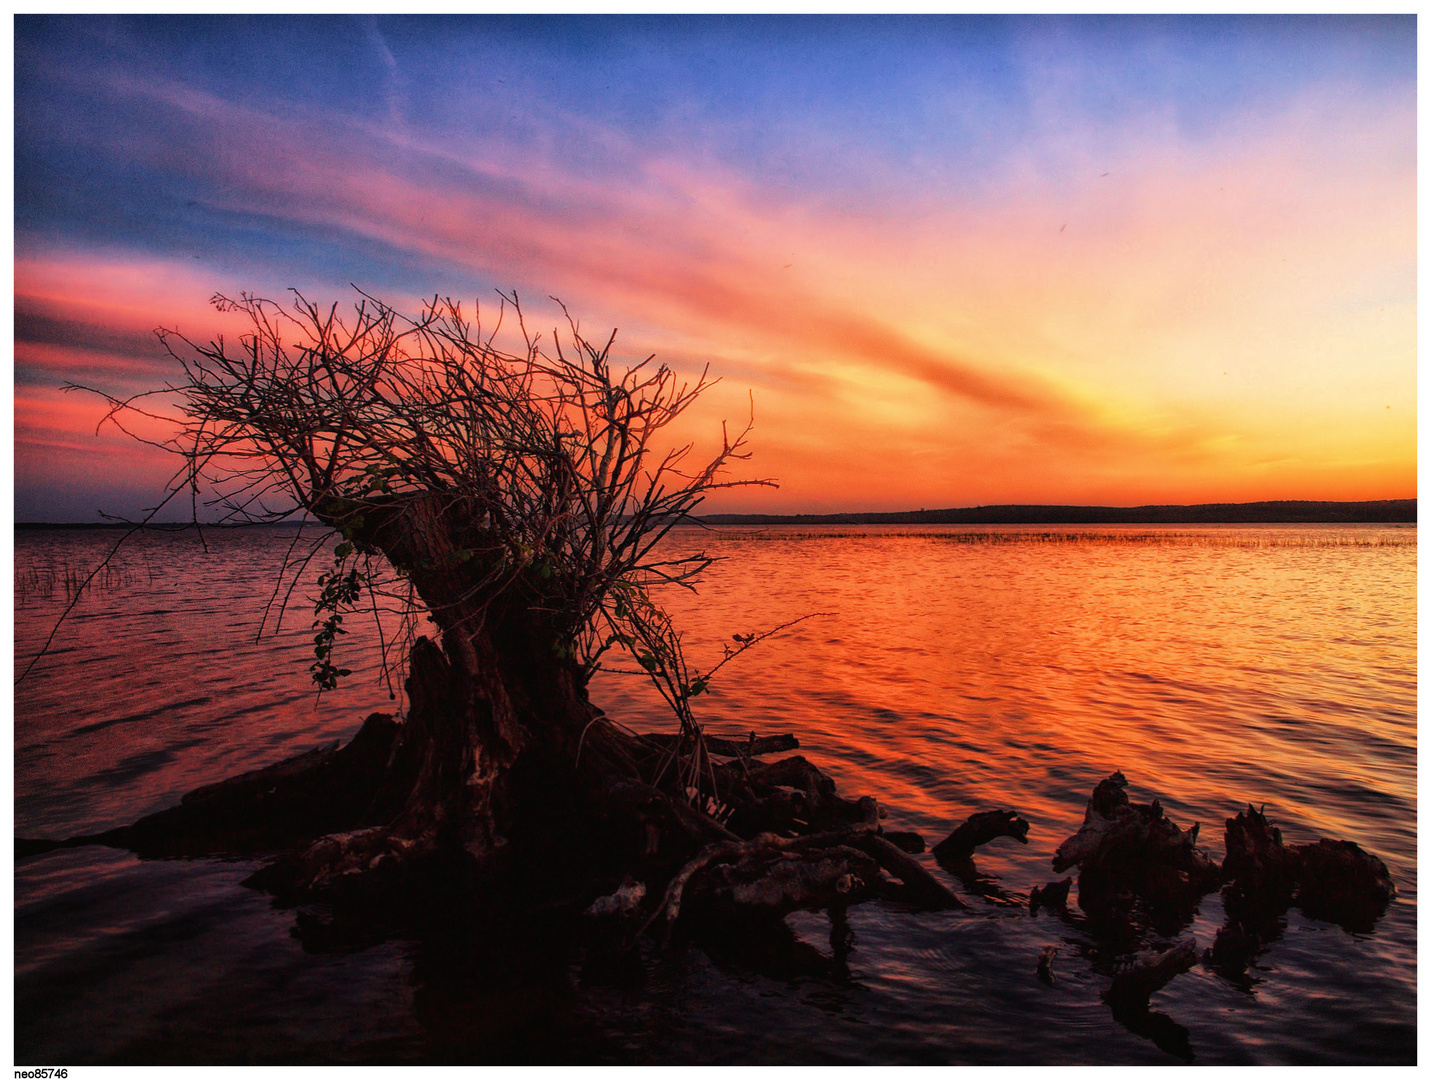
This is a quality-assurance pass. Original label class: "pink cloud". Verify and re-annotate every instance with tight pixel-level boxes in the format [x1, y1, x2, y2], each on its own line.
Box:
[16, 70, 1414, 512]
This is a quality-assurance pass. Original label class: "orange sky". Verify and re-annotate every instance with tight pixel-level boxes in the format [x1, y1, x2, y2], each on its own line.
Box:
[14, 17, 1416, 519]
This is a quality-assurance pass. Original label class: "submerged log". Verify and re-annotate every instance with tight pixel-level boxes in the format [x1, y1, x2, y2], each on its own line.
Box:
[1206, 807, 1397, 987]
[1103, 941, 1199, 1063]
[931, 809, 1032, 906]
[1208, 806, 1396, 979]
[1204, 921, 1266, 983]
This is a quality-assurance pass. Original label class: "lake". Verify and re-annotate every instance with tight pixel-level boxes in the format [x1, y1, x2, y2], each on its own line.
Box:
[13, 523, 1417, 1064]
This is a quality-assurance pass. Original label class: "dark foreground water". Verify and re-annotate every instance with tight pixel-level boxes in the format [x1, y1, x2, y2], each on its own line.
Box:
[14, 524, 1417, 1064]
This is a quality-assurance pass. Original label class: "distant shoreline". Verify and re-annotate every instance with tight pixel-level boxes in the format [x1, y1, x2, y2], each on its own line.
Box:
[16, 499, 1416, 529]
[698, 499, 1416, 526]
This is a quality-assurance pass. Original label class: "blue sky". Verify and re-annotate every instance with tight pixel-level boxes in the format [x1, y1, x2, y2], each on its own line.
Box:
[14, 15, 1416, 519]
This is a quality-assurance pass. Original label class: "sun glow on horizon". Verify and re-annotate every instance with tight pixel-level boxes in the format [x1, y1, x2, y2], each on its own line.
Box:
[13, 15, 1415, 520]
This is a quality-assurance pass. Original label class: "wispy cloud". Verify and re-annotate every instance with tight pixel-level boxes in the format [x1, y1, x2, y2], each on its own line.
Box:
[13, 18, 1415, 516]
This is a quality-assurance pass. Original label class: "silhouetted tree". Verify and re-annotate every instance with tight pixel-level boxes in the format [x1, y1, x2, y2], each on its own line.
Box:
[75, 288, 773, 885]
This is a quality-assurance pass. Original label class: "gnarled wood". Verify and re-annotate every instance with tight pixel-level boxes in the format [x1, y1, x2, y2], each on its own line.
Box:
[1208, 806, 1396, 982]
[932, 809, 1030, 862]
[854, 833, 967, 910]
[1052, 773, 1220, 925]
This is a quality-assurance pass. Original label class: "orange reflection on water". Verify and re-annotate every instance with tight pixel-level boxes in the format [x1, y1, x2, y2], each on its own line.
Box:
[12, 522, 1417, 1063]
[16, 522, 1415, 900]
[591, 524, 1416, 900]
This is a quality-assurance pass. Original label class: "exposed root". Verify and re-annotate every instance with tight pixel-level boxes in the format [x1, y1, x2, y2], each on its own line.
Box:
[17, 712, 402, 860]
[244, 825, 431, 904]
[643, 821, 882, 939]
[18, 716, 1397, 1063]
[585, 876, 647, 919]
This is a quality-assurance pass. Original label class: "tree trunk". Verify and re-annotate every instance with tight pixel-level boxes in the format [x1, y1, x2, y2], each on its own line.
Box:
[289, 493, 620, 890]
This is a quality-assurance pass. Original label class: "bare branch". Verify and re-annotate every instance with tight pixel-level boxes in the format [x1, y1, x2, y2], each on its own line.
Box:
[61, 288, 777, 720]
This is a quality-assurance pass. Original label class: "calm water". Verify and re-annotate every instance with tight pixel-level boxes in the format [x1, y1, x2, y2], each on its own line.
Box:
[14, 523, 1417, 1064]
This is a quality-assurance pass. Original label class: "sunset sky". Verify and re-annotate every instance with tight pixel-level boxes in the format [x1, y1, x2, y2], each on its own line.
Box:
[14, 15, 1416, 521]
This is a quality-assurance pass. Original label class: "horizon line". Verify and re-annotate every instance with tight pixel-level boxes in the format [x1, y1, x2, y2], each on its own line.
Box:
[14, 497, 1417, 529]
[696, 498, 1416, 526]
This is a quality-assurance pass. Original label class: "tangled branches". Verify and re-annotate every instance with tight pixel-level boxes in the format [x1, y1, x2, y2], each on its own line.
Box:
[61, 288, 775, 712]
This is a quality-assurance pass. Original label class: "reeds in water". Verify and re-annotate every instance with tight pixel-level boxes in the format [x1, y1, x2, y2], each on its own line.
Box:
[708, 528, 1415, 548]
[14, 561, 150, 604]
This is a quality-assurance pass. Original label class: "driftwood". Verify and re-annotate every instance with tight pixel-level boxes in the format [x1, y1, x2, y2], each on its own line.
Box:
[1206, 805, 1395, 982]
[932, 809, 1030, 861]
[1028, 877, 1073, 916]
[1104, 940, 1200, 1063]
[19, 700, 960, 950]
[1052, 773, 1221, 926]
[692, 843, 882, 920]
[645, 823, 879, 934]
[855, 833, 966, 910]
[27, 697, 964, 944]
[18, 713, 1397, 1064]
[931, 809, 1031, 907]
[641, 800, 962, 937]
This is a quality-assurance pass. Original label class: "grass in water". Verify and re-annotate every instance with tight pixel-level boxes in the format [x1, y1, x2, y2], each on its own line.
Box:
[703, 528, 1415, 548]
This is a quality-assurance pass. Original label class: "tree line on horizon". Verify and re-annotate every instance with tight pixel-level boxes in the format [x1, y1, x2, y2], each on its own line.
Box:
[697, 499, 1416, 527]
[15, 498, 1417, 529]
